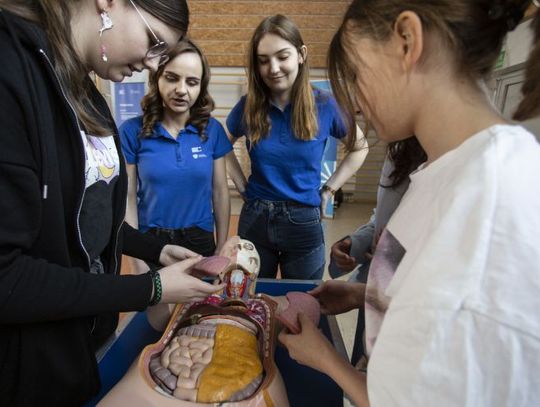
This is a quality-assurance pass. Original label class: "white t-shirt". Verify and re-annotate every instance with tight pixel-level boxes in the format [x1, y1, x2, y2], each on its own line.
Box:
[366, 125, 540, 406]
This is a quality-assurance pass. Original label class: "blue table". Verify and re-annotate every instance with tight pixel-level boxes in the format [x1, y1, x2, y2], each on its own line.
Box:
[86, 279, 346, 406]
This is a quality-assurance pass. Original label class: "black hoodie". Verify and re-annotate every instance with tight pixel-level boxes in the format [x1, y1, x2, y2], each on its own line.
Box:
[0, 10, 164, 406]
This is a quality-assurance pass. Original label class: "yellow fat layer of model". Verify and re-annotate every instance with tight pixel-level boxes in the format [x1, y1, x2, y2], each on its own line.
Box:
[198, 324, 262, 403]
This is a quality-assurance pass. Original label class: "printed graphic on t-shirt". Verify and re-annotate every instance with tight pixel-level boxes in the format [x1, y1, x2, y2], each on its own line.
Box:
[365, 229, 405, 355]
[79, 131, 119, 265]
[81, 132, 120, 189]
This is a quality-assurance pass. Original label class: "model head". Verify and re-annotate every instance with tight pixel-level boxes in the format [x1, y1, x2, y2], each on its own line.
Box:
[328, 0, 530, 142]
[141, 38, 214, 140]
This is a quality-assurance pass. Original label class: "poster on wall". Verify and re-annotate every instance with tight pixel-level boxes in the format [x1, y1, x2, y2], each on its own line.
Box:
[311, 80, 337, 219]
[113, 82, 145, 127]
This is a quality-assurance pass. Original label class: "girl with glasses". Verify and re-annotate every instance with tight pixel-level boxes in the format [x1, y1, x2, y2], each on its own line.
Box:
[226, 14, 369, 281]
[120, 39, 232, 270]
[279, 1, 540, 406]
[0, 1, 223, 405]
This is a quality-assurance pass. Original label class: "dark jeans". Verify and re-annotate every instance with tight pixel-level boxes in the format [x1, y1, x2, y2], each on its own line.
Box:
[145, 226, 216, 270]
[238, 199, 325, 280]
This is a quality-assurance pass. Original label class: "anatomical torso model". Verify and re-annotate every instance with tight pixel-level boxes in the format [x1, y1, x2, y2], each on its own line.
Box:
[99, 237, 320, 406]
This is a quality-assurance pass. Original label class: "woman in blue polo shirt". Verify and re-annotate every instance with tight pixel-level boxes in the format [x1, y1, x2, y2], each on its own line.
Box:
[121, 39, 232, 270]
[226, 15, 368, 280]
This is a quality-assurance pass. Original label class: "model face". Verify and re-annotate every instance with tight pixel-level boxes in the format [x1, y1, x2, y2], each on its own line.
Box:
[256, 33, 304, 99]
[93, 2, 183, 82]
[158, 52, 203, 117]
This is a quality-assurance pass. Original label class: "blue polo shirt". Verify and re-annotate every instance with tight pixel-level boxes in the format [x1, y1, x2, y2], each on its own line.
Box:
[120, 116, 232, 232]
[226, 89, 346, 207]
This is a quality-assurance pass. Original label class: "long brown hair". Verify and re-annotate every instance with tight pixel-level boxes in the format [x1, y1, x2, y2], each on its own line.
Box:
[328, 0, 530, 141]
[0, 0, 189, 136]
[245, 14, 317, 145]
[514, 8, 540, 121]
[140, 38, 214, 140]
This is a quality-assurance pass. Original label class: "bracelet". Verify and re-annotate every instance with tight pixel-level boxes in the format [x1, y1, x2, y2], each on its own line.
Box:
[148, 270, 162, 306]
[321, 184, 336, 196]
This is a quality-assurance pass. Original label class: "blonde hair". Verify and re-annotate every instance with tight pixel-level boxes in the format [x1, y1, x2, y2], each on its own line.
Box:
[244, 14, 317, 145]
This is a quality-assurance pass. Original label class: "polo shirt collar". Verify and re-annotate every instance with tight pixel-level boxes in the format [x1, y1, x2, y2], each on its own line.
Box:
[270, 100, 292, 113]
[153, 122, 198, 139]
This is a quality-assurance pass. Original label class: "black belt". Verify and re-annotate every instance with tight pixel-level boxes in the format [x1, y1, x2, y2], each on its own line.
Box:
[147, 226, 201, 240]
[250, 199, 314, 210]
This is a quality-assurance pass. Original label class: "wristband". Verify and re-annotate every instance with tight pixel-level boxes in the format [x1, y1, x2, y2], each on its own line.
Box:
[148, 270, 162, 306]
[321, 184, 336, 196]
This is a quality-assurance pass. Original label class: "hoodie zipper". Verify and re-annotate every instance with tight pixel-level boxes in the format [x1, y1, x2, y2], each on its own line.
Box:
[38, 49, 92, 271]
[39, 49, 123, 279]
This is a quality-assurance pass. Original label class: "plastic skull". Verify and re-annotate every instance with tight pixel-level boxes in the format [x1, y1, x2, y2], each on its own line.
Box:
[194, 237, 260, 301]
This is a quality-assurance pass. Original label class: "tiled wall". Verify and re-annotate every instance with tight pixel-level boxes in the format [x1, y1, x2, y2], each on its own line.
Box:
[187, 0, 350, 68]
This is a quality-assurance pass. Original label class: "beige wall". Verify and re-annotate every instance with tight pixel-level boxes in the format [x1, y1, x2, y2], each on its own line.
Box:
[187, 0, 350, 68]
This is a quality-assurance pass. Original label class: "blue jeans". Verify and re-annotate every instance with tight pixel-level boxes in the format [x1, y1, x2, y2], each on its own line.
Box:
[238, 199, 325, 280]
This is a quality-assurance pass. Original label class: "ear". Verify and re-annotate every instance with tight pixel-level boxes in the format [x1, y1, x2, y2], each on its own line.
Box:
[393, 11, 424, 72]
[298, 45, 308, 65]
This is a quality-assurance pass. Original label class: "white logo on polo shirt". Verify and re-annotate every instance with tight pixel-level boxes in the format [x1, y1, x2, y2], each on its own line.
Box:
[192, 145, 207, 159]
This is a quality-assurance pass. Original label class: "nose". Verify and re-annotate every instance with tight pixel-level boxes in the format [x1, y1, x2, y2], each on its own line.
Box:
[143, 57, 159, 73]
[269, 58, 280, 75]
[175, 81, 187, 95]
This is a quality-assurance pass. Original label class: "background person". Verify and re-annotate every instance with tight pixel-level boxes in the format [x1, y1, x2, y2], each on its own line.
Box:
[328, 137, 426, 365]
[120, 39, 232, 274]
[226, 14, 368, 280]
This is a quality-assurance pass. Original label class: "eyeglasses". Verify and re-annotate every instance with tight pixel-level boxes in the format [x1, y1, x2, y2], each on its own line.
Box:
[128, 0, 170, 65]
